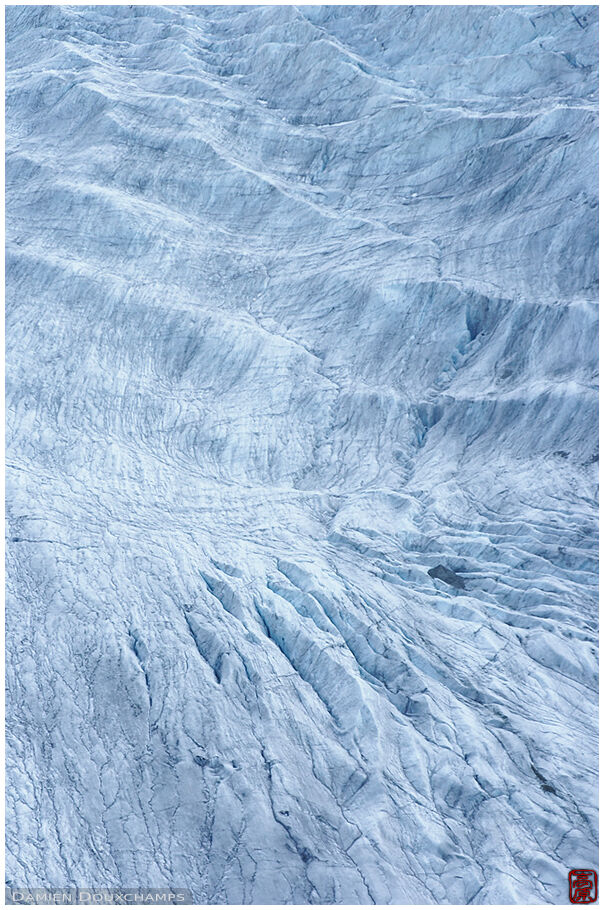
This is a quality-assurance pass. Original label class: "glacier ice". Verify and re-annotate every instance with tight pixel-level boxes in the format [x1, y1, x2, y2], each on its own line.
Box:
[5, 4, 598, 904]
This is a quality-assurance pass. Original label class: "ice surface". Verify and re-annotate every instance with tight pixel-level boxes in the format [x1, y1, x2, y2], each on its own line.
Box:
[6, 4, 598, 904]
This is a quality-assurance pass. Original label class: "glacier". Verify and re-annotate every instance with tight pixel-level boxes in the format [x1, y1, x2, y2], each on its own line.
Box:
[5, 4, 598, 905]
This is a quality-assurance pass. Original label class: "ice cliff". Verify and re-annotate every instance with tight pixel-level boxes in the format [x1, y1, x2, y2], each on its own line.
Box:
[6, 4, 598, 904]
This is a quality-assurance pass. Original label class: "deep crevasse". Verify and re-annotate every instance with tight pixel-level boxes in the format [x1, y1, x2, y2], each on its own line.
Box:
[6, 5, 598, 904]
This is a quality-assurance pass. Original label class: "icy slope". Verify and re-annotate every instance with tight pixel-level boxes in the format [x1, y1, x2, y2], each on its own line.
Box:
[6, 5, 598, 904]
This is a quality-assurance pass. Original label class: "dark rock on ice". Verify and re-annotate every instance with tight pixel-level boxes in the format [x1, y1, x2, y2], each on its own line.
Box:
[428, 565, 466, 590]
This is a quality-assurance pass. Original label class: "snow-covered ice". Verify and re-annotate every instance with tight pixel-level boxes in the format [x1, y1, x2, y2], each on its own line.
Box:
[5, 4, 598, 904]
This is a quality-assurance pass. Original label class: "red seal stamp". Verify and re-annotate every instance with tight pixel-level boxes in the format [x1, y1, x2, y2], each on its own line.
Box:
[569, 870, 598, 903]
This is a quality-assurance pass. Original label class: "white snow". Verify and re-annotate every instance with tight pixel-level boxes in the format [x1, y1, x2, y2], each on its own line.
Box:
[6, 4, 598, 904]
